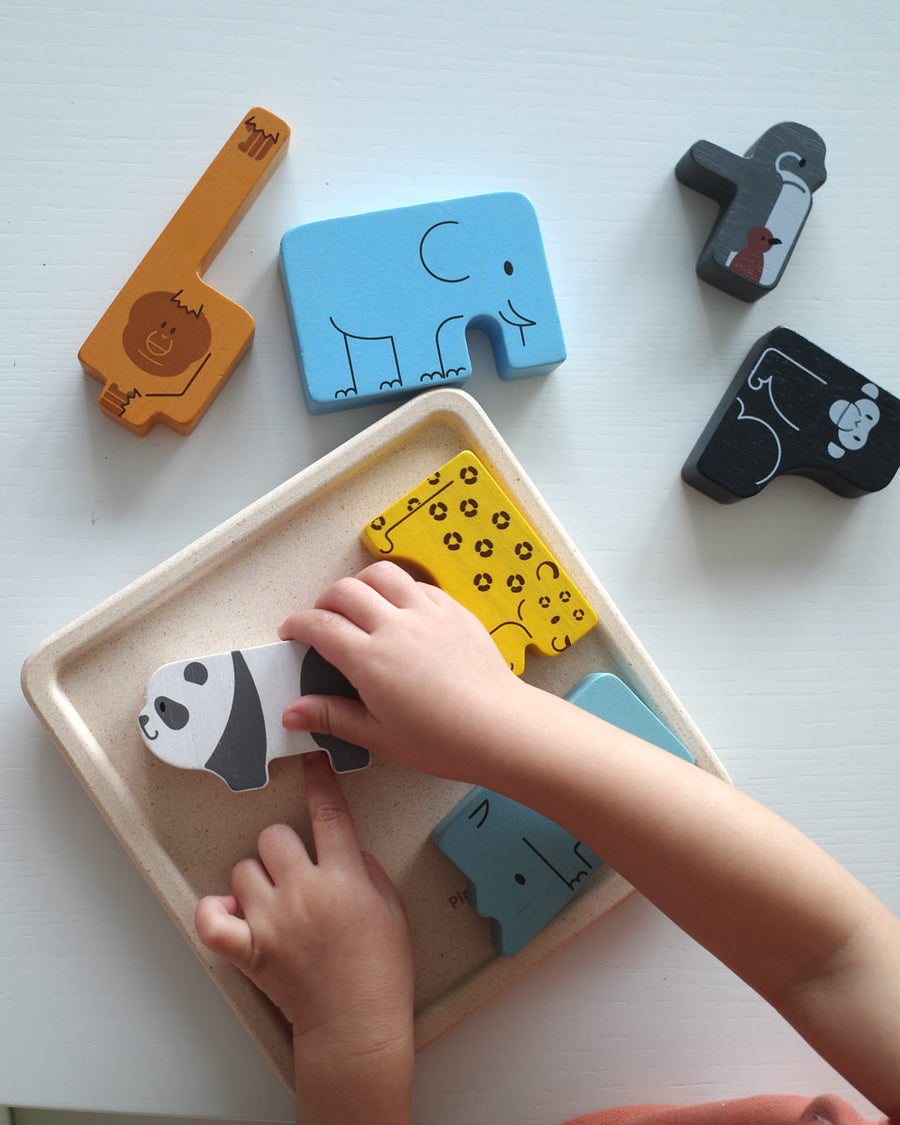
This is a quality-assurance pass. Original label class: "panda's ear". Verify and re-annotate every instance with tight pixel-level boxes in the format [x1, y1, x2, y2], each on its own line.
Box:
[184, 662, 209, 685]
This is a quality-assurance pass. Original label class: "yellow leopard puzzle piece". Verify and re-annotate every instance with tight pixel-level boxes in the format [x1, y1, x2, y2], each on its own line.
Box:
[361, 451, 597, 673]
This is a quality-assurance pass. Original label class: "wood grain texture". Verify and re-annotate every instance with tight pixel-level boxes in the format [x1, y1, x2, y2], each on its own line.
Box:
[675, 123, 826, 301]
[79, 108, 289, 435]
[361, 449, 597, 672]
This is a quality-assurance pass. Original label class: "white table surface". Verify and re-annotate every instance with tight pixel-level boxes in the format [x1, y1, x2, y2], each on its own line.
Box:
[2, 2, 898, 1121]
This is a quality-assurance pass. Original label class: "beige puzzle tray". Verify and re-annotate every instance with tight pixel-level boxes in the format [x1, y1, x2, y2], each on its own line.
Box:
[21, 388, 728, 1093]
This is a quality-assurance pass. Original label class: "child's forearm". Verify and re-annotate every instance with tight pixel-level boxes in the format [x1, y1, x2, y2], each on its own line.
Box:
[293, 1033, 413, 1125]
[277, 565, 900, 1113]
[476, 682, 864, 989]
[475, 683, 900, 1115]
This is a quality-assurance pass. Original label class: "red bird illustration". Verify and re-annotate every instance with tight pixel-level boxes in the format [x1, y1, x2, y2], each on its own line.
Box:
[730, 226, 782, 283]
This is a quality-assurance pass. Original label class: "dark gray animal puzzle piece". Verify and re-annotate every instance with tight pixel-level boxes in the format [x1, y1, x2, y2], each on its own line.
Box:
[300, 646, 370, 773]
[431, 673, 694, 955]
[675, 122, 826, 301]
[682, 327, 900, 503]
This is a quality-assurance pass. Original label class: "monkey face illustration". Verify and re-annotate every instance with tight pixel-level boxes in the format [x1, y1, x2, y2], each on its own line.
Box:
[827, 390, 881, 458]
[683, 328, 900, 501]
[122, 290, 212, 377]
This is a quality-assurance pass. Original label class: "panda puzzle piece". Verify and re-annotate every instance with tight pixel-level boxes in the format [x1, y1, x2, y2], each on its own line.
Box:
[361, 450, 597, 674]
[431, 673, 694, 956]
[682, 327, 900, 503]
[675, 122, 826, 302]
[279, 192, 566, 413]
[138, 641, 369, 792]
[79, 107, 290, 435]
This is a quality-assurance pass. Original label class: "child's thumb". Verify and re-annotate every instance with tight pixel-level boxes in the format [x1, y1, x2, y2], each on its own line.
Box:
[282, 694, 374, 749]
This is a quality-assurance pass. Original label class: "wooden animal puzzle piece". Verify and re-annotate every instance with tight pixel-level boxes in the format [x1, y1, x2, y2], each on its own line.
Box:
[682, 327, 900, 502]
[80, 107, 290, 435]
[675, 122, 826, 301]
[139, 641, 369, 791]
[279, 192, 566, 413]
[361, 450, 597, 674]
[431, 672, 694, 955]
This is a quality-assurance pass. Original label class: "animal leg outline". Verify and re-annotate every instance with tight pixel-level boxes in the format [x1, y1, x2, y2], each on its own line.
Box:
[420, 314, 466, 382]
[329, 317, 403, 397]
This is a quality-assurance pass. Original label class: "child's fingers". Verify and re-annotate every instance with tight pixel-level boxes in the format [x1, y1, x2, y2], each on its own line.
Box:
[277, 606, 358, 647]
[361, 851, 408, 921]
[256, 822, 312, 886]
[277, 607, 369, 675]
[314, 573, 398, 634]
[356, 560, 423, 608]
[417, 578, 461, 609]
[283, 692, 378, 750]
[195, 895, 255, 969]
[278, 563, 428, 648]
[230, 855, 274, 907]
[302, 752, 366, 874]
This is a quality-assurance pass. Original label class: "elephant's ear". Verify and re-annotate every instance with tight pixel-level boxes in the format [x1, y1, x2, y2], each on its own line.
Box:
[419, 219, 472, 284]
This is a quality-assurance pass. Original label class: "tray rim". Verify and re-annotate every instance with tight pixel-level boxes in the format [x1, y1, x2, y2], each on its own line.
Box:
[21, 387, 729, 1092]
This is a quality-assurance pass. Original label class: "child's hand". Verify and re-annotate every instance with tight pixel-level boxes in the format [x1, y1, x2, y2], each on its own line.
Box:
[195, 753, 415, 1121]
[277, 561, 532, 781]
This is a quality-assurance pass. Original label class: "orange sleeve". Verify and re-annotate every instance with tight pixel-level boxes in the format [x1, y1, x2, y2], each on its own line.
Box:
[560, 1094, 890, 1125]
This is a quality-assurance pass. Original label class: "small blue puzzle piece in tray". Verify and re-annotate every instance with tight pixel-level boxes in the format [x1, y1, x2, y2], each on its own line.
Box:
[431, 673, 694, 955]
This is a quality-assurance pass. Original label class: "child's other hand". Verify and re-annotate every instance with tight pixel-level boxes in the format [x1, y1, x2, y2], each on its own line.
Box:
[277, 561, 530, 781]
[195, 752, 414, 1082]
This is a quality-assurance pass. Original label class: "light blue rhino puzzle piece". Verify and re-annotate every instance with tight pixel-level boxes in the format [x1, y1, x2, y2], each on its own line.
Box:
[430, 673, 694, 956]
[279, 192, 566, 413]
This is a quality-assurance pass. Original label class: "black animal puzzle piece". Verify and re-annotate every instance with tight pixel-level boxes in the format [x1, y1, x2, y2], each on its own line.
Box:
[675, 122, 826, 301]
[682, 327, 900, 502]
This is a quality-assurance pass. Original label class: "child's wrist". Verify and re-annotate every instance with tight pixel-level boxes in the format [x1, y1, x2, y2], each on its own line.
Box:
[292, 1023, 413, 1125]
[462, 678, 558, 791]
[292, 1010, 414, 1067]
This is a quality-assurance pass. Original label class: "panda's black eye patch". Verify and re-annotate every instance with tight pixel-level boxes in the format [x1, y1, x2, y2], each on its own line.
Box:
[154, 696, 189, 730]
[184, 662, 208, 685]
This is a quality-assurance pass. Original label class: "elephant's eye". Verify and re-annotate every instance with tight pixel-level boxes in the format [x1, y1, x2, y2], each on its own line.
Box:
[503, 260, 514, 276]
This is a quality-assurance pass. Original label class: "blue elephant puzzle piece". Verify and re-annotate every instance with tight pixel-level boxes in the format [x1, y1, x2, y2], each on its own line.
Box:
[430, 673, 694, 956]
[279, 192, 566, 414]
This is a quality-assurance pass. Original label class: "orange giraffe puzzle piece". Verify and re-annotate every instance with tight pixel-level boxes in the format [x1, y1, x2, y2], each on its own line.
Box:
[79, 107, 290, 436]
[362, 451, 598, 674]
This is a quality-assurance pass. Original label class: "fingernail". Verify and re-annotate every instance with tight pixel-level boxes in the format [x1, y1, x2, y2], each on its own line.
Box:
[283, 708, 306, 730]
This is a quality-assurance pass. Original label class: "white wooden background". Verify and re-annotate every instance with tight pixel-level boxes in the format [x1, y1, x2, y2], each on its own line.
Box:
[2, 1, 898, 1121]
